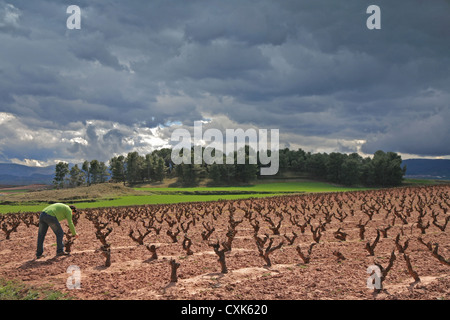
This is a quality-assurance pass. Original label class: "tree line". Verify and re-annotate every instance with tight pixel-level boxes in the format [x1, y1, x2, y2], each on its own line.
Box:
[53, 147, 406, 188]
[277, 148, 406, 187]
[53, 149, 171, 188]
[173, 148, 406, 187]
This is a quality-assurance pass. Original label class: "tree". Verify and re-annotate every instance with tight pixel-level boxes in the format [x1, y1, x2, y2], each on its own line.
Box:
[54, 162, 69, 189]
[360, 157, 373, 186]
[279, 148, 290, 171]
[99, 161, 110, 183]
[326, 152, 345, 183]
[340, 154, 362, 186]
[176, 163, 198, 187]
[143, 154, 155, 182]
[154, 157, 165, 182]
[222, 164, 236, 184]
[82, 161, 90, 186]
[110, 155, 126, 184]
[233, 146, 258, 183]
[363, 150, 405, 187]
[291, 148, 307, 172]
[305, 153, 328, 179]
[208, 163, 222, 184]
[89, 160, 101, 184]
[384, 152, 406, 186]
[125, 151, 144, 184]
[68, 164, 84, 187]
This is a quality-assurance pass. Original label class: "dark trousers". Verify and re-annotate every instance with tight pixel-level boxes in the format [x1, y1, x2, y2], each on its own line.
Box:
[36, 212, 64, 257]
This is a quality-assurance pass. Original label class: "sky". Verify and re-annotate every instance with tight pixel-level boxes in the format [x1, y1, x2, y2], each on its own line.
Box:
[0, 0, 449, 167]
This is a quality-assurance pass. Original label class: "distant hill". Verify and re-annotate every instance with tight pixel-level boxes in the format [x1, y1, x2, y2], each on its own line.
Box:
[402, 159, 450, 180]
[0, 163, 54, 185]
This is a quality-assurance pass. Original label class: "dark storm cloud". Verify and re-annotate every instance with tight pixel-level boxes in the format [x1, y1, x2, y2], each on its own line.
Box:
[361, 94, 450, 156]
[68, 33, 126, 71]
[0, 0, 449, 165]
[0, 2, 30, 37]
[183, 0, 293, 46]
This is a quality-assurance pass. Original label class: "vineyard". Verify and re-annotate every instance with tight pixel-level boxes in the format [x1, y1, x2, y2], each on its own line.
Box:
[0, 184, 449, 300]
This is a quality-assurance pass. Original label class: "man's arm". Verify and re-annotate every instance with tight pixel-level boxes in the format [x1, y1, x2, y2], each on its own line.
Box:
[65, 208, 77, 236]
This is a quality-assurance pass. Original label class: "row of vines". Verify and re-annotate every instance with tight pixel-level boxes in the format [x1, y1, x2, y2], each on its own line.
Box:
[1, 184, 449, 293]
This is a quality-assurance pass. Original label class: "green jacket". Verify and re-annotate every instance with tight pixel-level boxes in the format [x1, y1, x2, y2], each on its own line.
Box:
[43, 203, 77, 236]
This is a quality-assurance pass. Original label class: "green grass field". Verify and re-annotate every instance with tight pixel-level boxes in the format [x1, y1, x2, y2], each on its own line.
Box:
[5, 178, 444, 214]
[137, 181, 363, 194]
[0, 181, 366, 214]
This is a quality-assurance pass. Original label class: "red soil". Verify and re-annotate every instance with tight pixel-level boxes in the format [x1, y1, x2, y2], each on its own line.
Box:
[0, 186, 448, 300]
